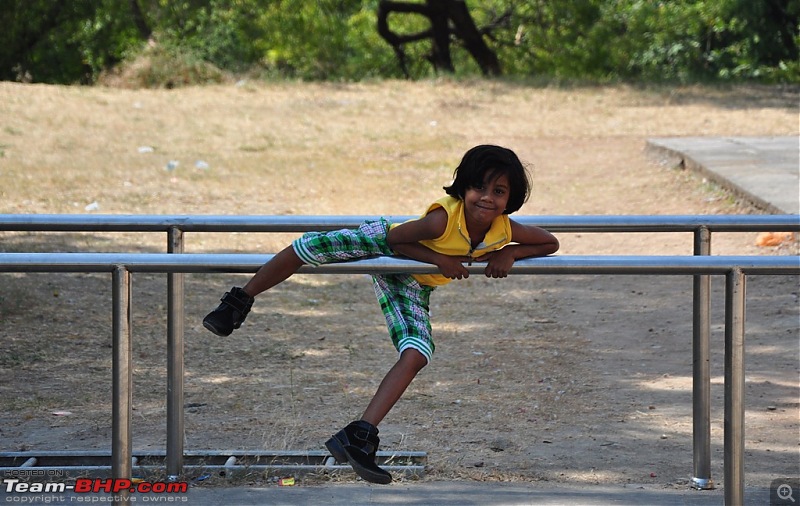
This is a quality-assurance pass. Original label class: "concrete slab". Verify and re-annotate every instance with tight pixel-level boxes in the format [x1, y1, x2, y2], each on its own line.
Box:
[146, 481, 776, 505]
[647, 136, 799, 214]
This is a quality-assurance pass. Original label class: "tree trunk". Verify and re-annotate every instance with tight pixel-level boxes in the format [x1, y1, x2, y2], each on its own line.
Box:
[447, 0, 501, 75]
[377, 0, 501, 77]
[426, 0, 454, 73]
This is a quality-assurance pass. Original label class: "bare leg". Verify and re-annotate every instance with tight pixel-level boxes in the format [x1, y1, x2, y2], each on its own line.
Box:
[242, 245, 304, 297]
[361, 349, 428, 426]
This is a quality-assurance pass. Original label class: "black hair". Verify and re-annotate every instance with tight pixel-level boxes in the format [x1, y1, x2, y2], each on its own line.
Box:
[443, 145, 531, 214]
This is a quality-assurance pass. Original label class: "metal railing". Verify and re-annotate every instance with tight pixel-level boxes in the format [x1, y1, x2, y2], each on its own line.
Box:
[1, 213, 798, 233]
[2, 214, 799, 505]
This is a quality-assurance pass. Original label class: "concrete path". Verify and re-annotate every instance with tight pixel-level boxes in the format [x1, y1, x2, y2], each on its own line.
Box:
[647, 136, 799, 214]
[0, 480, 784, 505]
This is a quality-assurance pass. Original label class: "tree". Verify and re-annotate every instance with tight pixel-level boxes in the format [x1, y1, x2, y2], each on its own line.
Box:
[1, 0, 795, 84]
[0, 0, 148, 84]
[377, 0, 504, 76]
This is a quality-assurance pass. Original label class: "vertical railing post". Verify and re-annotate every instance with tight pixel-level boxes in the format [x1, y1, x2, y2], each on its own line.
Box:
[112, 266, 132, 501]
[692, 226, 713, 489]
[724, 268, 746, 506]
[167, 227, 185, 480]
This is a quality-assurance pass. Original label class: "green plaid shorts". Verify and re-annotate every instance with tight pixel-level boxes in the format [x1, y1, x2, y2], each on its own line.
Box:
[292, 219, 436, 362]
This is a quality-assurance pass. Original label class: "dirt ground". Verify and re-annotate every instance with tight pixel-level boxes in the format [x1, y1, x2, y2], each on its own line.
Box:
[0, 80, 798, 490]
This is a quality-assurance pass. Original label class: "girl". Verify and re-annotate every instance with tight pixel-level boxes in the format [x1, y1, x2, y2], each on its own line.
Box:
[202, 145, 559, 483]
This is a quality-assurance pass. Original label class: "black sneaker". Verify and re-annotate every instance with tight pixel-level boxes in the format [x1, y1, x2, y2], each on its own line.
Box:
[202, 287, 254, 337]
[325, 420, 392, 484]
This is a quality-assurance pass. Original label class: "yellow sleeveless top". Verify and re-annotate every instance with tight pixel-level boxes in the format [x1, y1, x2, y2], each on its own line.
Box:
[402, 196, 512, 287]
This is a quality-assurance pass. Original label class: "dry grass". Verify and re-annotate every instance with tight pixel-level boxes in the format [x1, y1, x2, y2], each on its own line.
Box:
[1, 81, 796, 255]
[0, 80, 797, 487]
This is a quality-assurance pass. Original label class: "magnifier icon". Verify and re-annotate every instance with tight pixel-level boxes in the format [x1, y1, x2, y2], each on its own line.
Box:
[778, 484, 796, 503]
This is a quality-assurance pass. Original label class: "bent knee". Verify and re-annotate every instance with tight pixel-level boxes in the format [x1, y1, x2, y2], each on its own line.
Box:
[400, 348, 429, 371]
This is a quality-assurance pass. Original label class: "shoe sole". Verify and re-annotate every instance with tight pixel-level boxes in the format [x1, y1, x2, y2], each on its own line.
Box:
[202, 319, 232, 337]
[325, 437, 392, 484]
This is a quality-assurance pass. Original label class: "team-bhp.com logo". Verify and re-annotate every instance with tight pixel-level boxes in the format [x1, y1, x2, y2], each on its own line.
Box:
[4, 477, 189, 502]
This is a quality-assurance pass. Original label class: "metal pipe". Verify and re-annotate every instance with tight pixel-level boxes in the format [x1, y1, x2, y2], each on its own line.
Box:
[692, 227, 713, 489]
[1, 213, 798, 233]
[111, 267, 132, 499]
[0, 253, 797, 275]
[724, 268, 746, 506]
[166, 228, 185, 480]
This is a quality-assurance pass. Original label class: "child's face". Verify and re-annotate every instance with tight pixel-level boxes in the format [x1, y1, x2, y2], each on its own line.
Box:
[463, 172, 511, 228]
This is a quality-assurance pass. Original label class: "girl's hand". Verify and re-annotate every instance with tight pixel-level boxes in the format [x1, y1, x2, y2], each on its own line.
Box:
[474, 249, 516, 278]
[473, 221, 559, 279]
[436, 255, 472, 279]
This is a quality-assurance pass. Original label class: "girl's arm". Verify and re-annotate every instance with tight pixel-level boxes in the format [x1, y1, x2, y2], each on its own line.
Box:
[387, 208, 472, 280]
[474, 219, 559, 278]
[506, 219, 560, 258]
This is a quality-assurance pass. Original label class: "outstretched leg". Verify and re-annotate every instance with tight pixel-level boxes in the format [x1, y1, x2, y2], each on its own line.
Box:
[203, 245, 303, 336]
[204, 220, 394, 337]
[242, 245, 304, 297]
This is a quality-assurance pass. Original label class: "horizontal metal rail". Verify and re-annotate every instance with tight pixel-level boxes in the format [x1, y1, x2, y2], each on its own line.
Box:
[1, 213, 798, 233]
[0, 252, 797, 274]
[0, 450, 427, 480]
[1, 253, 798, 506]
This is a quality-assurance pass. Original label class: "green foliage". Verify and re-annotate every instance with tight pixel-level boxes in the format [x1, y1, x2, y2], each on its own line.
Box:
[254, 0, 409, 79]
[0, 0, 796, 85]
[147, 0, 265, 72]
[0, 0, 144, 84]
[478, 1, 606, 78]
[477, 0, 799, 83]
[257, 0, 370, 79]
[588, 0, 800, 82]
